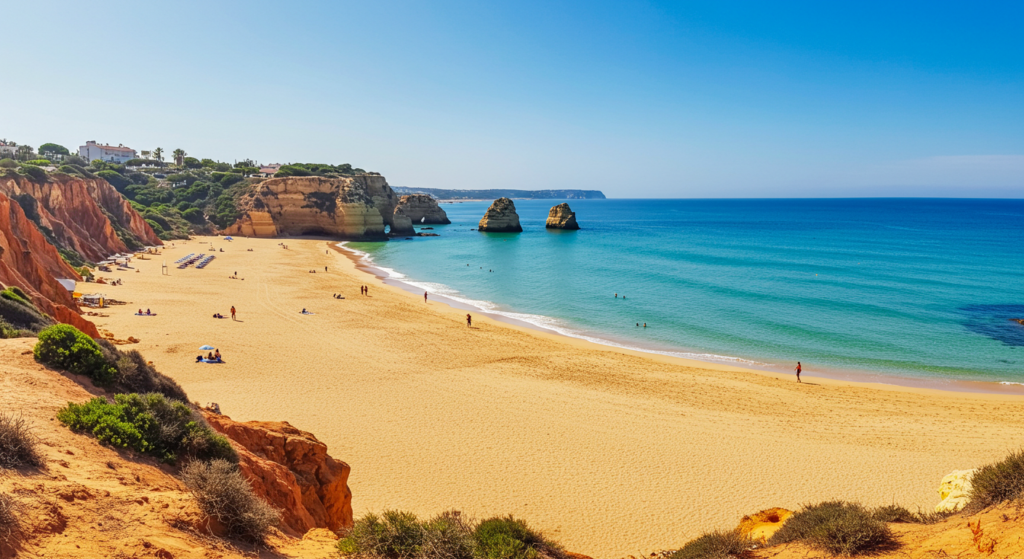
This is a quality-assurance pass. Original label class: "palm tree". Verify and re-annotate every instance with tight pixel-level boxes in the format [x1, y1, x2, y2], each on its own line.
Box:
[172, 148, 186, 167]
[153, 147, 163, 161]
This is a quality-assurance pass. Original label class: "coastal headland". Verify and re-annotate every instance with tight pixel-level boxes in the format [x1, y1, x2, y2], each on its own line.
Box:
[92, 236, 1024, 557]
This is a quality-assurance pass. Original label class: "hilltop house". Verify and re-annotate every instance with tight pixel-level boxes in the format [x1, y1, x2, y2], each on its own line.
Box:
[259, 163, 282, 177]
[78, 141, 137, 164]
[0, 141, 17, 158]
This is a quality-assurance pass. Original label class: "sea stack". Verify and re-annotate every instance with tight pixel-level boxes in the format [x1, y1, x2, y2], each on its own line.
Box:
[395, 194, 451, 224]
[478, 197, 523, 232]
[545, 202, 580, 230]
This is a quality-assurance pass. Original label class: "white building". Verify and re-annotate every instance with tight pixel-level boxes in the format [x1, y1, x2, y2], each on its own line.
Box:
[0, 141, 17, 158]
[79, 141, 137, 164]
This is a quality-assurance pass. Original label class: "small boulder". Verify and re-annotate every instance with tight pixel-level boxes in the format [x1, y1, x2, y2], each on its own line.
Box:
[936, 469, 977, 513]
[478, 198, 523, 232]
[546, 202, 579, 230]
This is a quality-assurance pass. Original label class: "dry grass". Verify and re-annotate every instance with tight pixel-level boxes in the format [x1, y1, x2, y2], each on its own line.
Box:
[0, 413, 44, 469]
[0, 493, 20, 544]
[181, 459, 279, 542]
[668, 530, 752, 559]
[768, 501, 895, 556]
[966, 449, 1024, 513]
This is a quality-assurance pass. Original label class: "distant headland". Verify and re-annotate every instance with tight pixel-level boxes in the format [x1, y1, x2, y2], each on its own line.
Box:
[392, 186, 606, 200]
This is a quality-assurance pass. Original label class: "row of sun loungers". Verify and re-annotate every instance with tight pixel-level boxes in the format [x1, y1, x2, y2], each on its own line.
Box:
[175, 253, 196, 264]
[177, 254, 214, 269]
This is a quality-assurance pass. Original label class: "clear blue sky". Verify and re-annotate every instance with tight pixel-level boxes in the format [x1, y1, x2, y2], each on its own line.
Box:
[4, 1, 1023, 198]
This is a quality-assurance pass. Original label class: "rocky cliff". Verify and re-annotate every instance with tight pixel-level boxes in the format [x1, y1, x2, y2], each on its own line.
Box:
[223, 175, 415, 239]
[203, 411, 353, 536]
[546, 202, 580, 230]
[0, 191, 100, 337]
[0, 172, 162, 263]
[395, 194, 451, 224]
[478, 197, 523, 232]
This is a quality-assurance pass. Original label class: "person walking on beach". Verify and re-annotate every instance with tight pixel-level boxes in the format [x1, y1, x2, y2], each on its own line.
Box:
[467, 313, 472, 327]
[424, 291, 428, 303]
[795, 361, 802, 383]
[230, 306, 236, 320]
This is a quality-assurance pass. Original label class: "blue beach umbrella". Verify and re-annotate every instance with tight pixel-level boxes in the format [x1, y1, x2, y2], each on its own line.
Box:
[199, 345, 215, 350]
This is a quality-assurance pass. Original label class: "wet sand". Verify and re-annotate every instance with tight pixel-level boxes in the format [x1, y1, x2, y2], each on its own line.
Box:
[92, 236, 1024, 558]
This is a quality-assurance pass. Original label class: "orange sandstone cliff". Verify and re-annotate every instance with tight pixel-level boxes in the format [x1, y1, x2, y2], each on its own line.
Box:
[202, 411, 354, 536]
[0, 191, 99, 337]
[0, 172, 161, 262]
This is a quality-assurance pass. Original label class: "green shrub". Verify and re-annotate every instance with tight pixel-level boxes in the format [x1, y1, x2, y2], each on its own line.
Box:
[421, 511, 477, 559]
[18, 164, 47, 182]
[58, 165, 84, 177]
[870, 504, 948, 524]
[182, 207, 206, 224]
[145, 219, 165, 234]
[966, 449, 1024, 513]
[668, 530, 751, 559]
[61, 163, 96, 179]
[57, 393, 235, 464]
[274, 164, 313, 178]
[25, 159, 51, 166]
[768, 501, 894, 556]
[96, 169, 130, 190]
[0, 290, 51, 334]
[1, 287, 31, 306]
[0, 413, 44, 469]
[181, 459, 279, 542]
[34, 324, 115, 384]
[94, 339, 190, 402]
[339, 510, 425, 559]
[0, 158, 18, 169]
[474, 516, 563, 559]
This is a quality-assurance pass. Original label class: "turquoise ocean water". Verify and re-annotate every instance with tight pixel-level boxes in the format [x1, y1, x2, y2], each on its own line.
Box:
[347, 199, 1024, 385]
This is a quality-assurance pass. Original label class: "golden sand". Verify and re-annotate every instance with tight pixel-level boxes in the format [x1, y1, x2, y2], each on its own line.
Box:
[91, 236, 1024, 557]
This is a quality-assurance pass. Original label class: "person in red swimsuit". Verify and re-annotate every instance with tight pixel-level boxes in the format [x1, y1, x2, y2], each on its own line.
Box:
[795, 362, 802, 383]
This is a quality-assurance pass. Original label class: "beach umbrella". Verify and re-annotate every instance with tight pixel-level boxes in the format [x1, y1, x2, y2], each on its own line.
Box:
[199, 345, 215, 350]
[224, 236, 233, 240]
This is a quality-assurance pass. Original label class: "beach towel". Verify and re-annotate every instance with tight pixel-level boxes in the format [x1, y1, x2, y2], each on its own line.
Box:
[201, 359, 224, 364]
[300, 311, 315, 315]
[134, 313, 157, 316]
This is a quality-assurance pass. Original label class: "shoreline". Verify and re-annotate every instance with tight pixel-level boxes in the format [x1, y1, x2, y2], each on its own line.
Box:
[335, 241, 1024, 396]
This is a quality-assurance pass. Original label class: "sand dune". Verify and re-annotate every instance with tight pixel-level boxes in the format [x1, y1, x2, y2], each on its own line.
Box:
[91, 236, 1024, 558]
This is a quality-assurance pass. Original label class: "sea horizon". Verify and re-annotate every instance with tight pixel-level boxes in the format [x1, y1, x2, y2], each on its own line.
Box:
[346, 197, 1024, 390]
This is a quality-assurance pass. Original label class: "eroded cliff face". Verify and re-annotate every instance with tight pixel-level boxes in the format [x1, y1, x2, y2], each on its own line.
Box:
[0, 192, 99, 337]
[203, 411, 353, 536]
[479, 197, 523, 232]
[223, 175, 413, 239]
[395, 194, 451, 224]
[546, 203, 579, 230]
[0, 173, 162, 262]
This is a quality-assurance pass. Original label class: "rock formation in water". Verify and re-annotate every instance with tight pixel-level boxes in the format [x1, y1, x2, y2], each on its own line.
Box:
[0, 173, 162, 262]
[222, 175, 412, 239]
[395, 194, 451, 224]
[0, 192, 100, 337]
[478, 197, 523, 232]
[545, 202, 580, 230]
[203, 411, 353, 535]
[1013, 318, 1024, 326]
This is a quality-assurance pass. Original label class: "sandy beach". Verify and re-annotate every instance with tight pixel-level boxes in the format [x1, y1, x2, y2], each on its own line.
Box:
[90, 236, 1024, 558]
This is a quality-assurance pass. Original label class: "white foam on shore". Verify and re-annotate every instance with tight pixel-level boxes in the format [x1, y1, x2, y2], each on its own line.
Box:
[338, 242, 771, 368]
